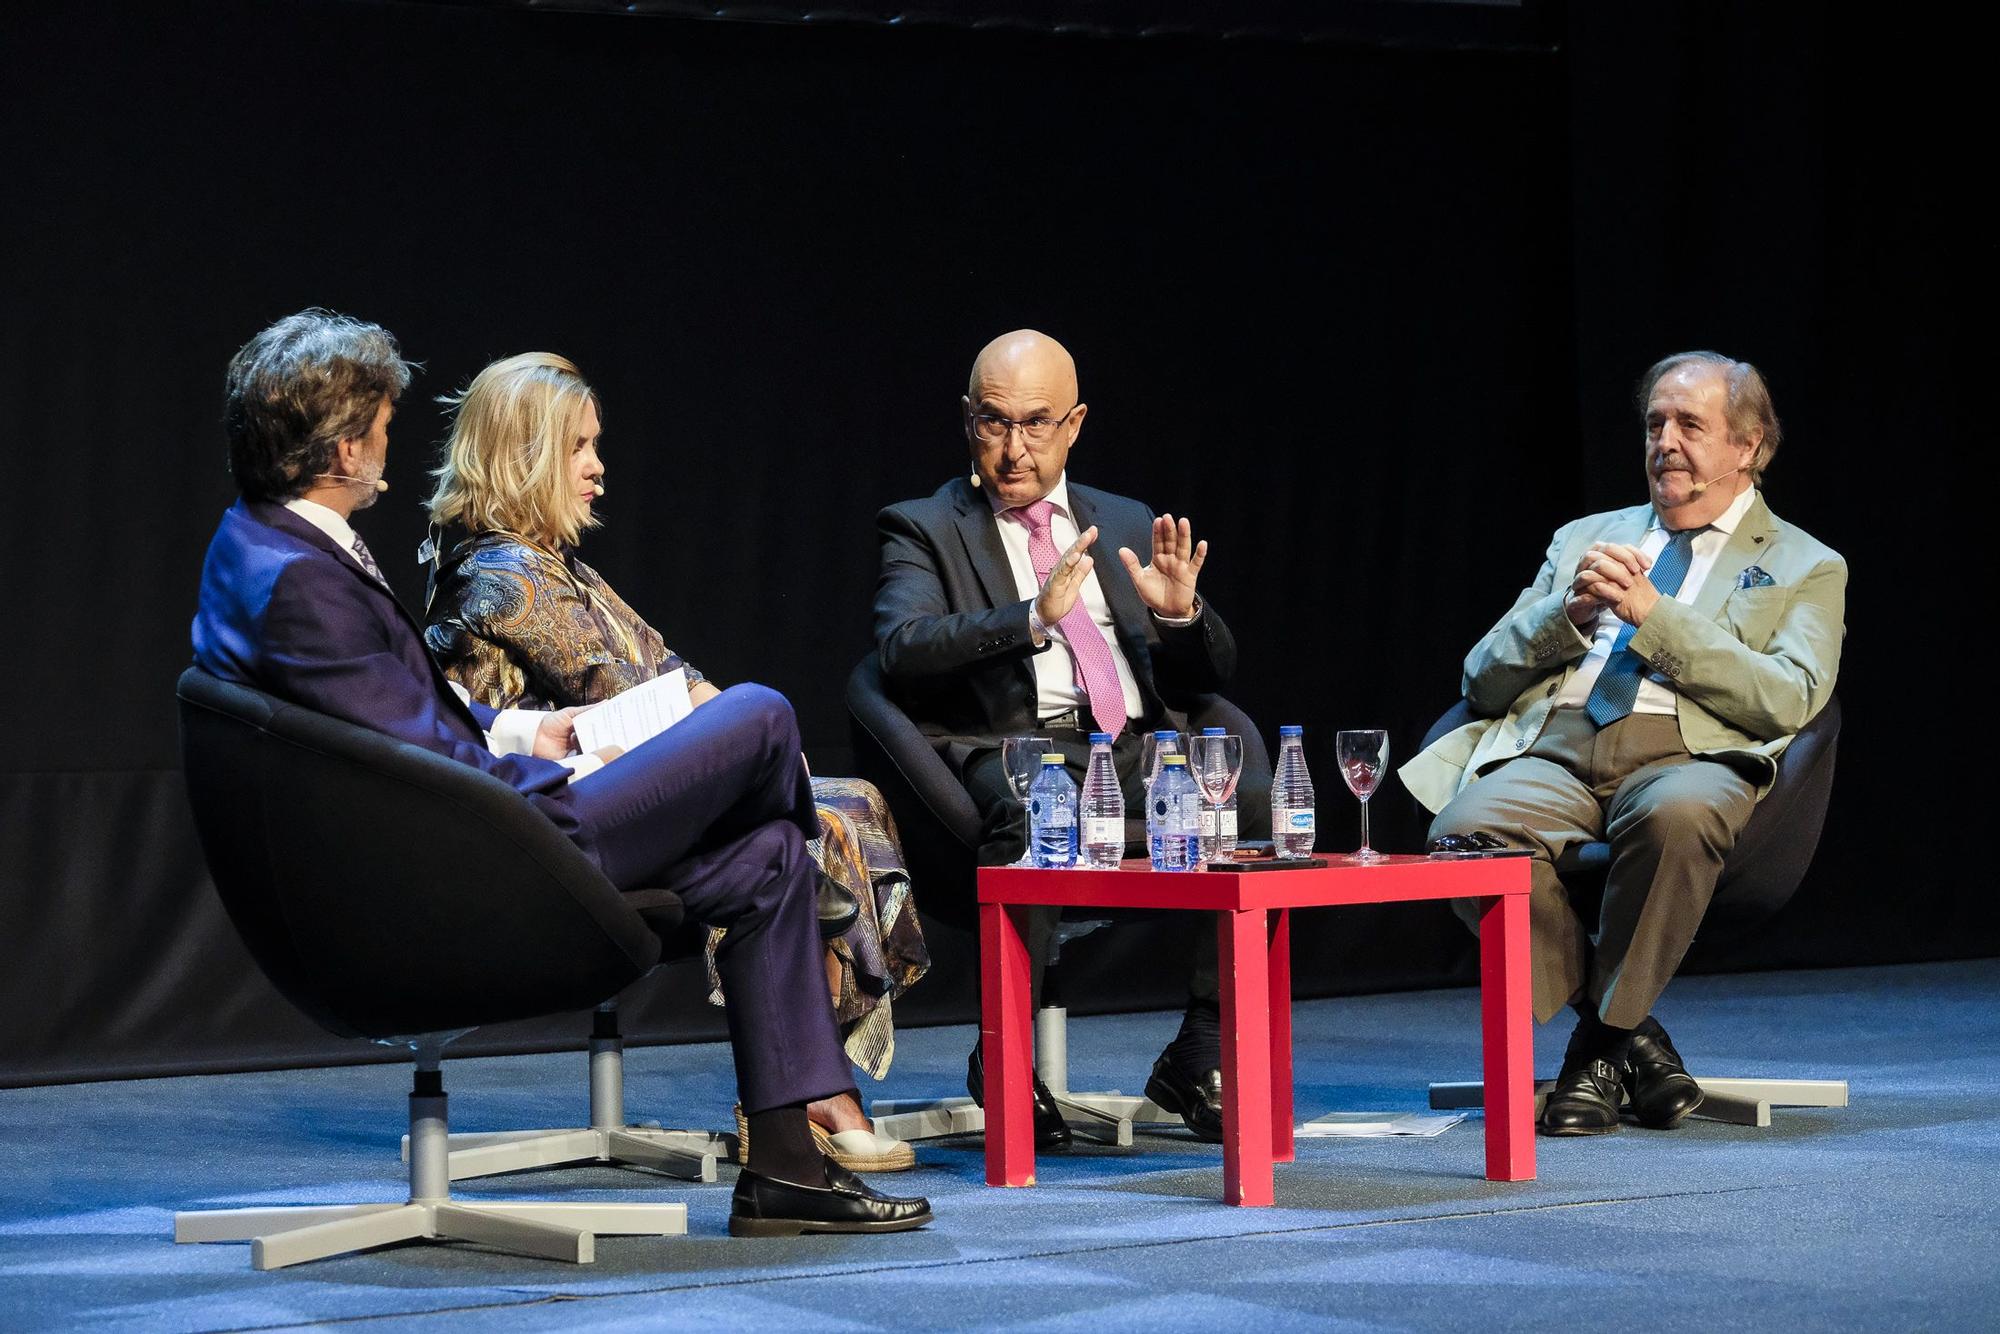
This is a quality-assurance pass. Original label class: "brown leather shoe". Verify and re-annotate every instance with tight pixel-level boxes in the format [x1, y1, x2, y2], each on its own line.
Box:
[1625, 1017, 1704, 1129]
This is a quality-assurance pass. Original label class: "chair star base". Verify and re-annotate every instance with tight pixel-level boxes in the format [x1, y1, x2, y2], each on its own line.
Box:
[871, 1006, 1177, 1148]
[1427, 1076, 1849, 1128]
[178, 1068, 689, 1271]
[175, 1197, 688, 1271]
[400, 1021, 726, 1182]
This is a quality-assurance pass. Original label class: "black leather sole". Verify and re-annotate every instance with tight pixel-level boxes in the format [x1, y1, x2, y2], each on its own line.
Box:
[729, 1209, 934, 1238]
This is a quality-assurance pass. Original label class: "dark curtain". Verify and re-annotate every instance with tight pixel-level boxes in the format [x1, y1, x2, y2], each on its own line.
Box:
[0, 0, 1981, 1085]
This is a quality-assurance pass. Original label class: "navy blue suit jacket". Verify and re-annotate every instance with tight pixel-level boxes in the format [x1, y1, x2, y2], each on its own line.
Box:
[192, 499, 581, 840]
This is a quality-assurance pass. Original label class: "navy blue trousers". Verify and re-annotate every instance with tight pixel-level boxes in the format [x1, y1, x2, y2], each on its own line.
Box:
[566, 684, 850, 1115]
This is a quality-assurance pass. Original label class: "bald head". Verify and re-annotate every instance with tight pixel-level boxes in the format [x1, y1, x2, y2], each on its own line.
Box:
[968, 329, 1079, 405]
[962, 329, 1088, 508]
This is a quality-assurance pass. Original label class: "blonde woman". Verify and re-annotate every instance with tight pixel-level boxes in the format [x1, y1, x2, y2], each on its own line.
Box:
[425, 353, 926, 1172]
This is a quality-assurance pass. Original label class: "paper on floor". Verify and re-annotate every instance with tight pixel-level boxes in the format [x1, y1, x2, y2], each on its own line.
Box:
[1294, 1111, 1465, 1138]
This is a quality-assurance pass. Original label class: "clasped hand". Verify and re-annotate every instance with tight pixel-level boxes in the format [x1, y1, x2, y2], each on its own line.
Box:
[1567, 541, 1661, 628]
[1035, 515, 1208, 626]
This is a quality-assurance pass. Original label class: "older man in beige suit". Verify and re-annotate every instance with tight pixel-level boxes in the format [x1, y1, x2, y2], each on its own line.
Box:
[1401, 350, 1846, 1137]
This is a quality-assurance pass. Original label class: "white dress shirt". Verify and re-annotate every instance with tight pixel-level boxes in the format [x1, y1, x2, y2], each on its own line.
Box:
[1557, 484, 1759, 715]
[281, 497, 601, 780]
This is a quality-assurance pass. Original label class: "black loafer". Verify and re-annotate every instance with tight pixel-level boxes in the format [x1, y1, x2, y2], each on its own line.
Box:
[1540, 1056, 1625, 1136]
[729, 1158, 932, 1237]
[1144, 1054, 1225, 1142]
[967, 1040, 1071, 1151]
[1625, 1017, 1704, 1129]
[816, 870, 861, 940]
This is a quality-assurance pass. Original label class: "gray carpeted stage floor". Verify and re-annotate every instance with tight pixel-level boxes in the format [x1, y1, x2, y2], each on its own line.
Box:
[4, 960, 1996, 1331]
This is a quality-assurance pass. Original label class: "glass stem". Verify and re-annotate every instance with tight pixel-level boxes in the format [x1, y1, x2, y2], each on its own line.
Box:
[1359, 798, 1372, 854]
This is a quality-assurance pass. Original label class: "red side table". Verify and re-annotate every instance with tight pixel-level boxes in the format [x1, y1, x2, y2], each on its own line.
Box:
[978, 854, 1534, 1206]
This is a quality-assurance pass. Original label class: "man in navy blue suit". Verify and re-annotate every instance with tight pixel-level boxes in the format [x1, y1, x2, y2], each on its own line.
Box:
[193, 309, 927, 1237]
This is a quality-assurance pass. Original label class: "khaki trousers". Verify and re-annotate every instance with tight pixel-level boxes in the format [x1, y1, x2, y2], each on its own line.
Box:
[1431, 709, 1756, 1029]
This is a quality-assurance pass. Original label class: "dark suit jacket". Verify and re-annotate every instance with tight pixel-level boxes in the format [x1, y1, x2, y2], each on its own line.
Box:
[873, 477, 1236, 758]
[192, 499, 582, 840]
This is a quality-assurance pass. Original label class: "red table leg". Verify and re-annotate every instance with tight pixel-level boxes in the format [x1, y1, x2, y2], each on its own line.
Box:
[1479, 890, 1535, 1181]
[1268, 908, 1295, 1163]
[981, 901, 1036, 1187]
[1218, 908, 1274, 1206]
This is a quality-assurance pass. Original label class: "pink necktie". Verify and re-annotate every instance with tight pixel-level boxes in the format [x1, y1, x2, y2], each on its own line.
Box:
[1011, 499, 1126, 739]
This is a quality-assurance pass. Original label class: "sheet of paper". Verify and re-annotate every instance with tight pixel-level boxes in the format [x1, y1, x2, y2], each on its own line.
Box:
[1294, 1111, 1466, 1138]
[574, 667, 691, 755]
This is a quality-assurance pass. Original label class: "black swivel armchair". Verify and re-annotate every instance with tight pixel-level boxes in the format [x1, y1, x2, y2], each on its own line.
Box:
[1421, 694, 1847, 1127]
[172, 668, 693, 1269]
[847, 651, 1273, 1144]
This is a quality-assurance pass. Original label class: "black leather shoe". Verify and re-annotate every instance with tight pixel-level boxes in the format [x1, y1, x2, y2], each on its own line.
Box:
[1625, 1017, 1704, 1129]
[1144, 1053, 1225, 1142]
[729, 1158, 932, 1237]
[967, 1040, 1071, 1151]
[1540, 1057, 1625, 1136]
[816, 870, 861, 939]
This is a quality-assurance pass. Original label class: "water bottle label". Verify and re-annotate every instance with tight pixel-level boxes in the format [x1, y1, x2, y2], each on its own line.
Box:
[1083, 817, 1122, 846]
[1199, 808, 1218, 838]
[1278, 808, 1315, 833]
[1220, 809, 1238, 837]
[1046, 805, 1075, 828]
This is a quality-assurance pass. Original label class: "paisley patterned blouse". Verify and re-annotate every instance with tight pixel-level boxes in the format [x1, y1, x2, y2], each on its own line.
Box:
[424, 532, 927, 1079]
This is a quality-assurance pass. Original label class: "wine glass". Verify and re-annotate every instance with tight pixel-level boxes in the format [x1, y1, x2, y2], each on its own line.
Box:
[1002, 735, 1054, 867]
[1186, 732, 1244, 866]
[1335, 729, 1390, 863]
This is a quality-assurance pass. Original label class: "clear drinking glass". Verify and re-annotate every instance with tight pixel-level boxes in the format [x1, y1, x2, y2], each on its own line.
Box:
[1002, 735, 1055, 867]
[1186, 732, 1243, 868]
[1335, 729, 1390, 863]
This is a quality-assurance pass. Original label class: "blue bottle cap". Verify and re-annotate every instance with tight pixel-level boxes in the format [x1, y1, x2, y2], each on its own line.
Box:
[1089, 732, 1113, 743]
[1154, 729, 1176, 739]
[1279, 725, 1303, 736]
[1201, 727, 1226, 736]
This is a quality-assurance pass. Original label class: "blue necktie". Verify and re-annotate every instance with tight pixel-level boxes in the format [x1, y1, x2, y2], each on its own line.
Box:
[1584, 528, 1699, 727]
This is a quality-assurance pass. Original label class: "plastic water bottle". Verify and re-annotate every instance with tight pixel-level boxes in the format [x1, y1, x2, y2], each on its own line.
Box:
[1028, 754, 1079, 869]
[1079, 732, 1125, 869]
[1148, 754, 1202, 871]
[1144, 729, 1181, 853]
[1199, 726, 1240, 860]
[1271, 725, 1316, 858]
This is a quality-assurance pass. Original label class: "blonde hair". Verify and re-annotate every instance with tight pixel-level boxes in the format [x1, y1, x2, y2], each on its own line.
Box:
[429, 352, 600, 548]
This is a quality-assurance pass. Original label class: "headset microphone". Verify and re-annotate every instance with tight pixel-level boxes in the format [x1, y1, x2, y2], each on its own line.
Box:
[1686, 465, 1743, 498]
[592, 482, 606, 497]
[314, 473, 389, 493]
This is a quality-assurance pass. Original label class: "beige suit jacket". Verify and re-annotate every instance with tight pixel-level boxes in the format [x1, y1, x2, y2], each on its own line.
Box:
[1399, 491, 1846, 814]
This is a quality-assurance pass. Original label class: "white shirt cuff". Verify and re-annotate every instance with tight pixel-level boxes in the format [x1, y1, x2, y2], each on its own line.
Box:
[1152, 595, 1202, 627]
[483, 707, 545, 759]
[558, 752, 606, 782]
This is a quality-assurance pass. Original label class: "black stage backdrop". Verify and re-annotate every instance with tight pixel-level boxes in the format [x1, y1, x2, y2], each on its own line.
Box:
[0, 0, 1980, 1085]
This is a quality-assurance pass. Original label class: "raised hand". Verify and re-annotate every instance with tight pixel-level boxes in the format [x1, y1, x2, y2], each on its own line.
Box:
[1036, 525, 1098, 628]
[1118, 514, 1207, 618]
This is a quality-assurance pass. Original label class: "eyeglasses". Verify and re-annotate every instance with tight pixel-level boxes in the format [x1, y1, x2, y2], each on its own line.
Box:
[970, 405, 1078, 445]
